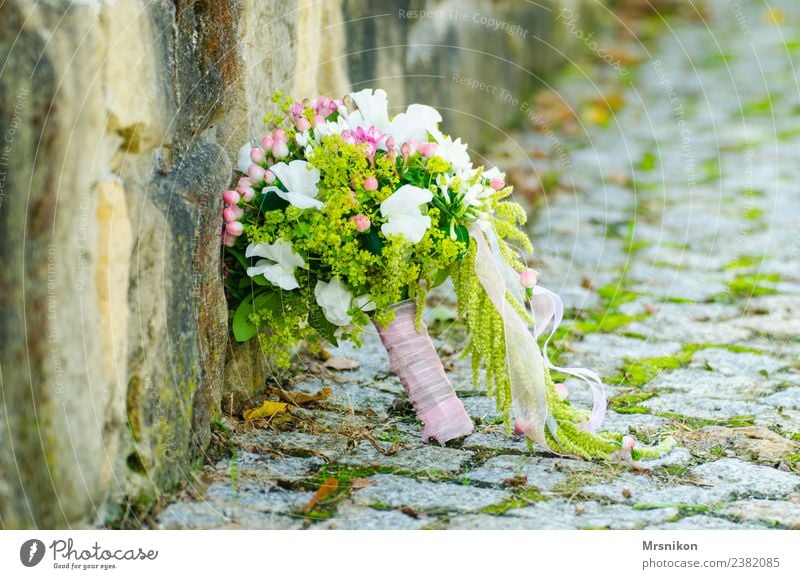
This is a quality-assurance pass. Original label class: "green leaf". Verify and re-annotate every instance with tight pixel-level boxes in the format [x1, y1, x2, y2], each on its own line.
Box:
[257, 191, 290, 212]
[308, 304, 339, 347]
[362, 229, 384, 255]
[454, 224, 469, 258]
[225, 246, 249, 270]
[232, 295, 257, 342]
[431, 266, 451, 288]
[231, 291, 282, 342]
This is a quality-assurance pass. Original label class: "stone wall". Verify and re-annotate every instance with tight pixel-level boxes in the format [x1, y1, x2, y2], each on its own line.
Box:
[0, 0, 602, 529]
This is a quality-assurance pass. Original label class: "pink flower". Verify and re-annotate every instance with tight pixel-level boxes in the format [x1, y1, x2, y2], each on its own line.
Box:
[296, 117, 311, 132]
[261, 135, 274, 150]
[222, 232, 236, 247]
[250, 147, 265, 164]
[519, 269, 538, 288]
[554, 383, 569, 400]
[363, 176, 378, 191]
[385, 136, 396, 150]
[238, 187, 255, 202]
[226, 221, 244, 236]
[491, 177, 506, 191]
[273, 129, 286, 142]
[418, 142, 438, 157]
[272, 141, 289, 159]
[350, 214, 371, 232]
[248, 164, 266, 182]
[622, 435, 637, 452]
[238, 176, 252, 189]
[222, 206, 239, 222]
[222, 190, 240, 205]
[264, 170, 276, 184]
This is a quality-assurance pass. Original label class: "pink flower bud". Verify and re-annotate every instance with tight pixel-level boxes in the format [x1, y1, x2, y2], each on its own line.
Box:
[239, 187, 255, 202]
[385, 137, 396, 150]
[238, 176, 252, 189]
[222, 190, 240, 205]
[272, 141, 289, 159]
[418, 142, 438, 157]
[314, 114, 325, 127]
[222, 207, 239, 222]
[400, 143, 411, 158]
[264, 170, 276, 184]
[519, 269, 538, 288]
[554, 383, 569, 400]
[491, 177, 506, 191]
[261, 135, 274, 150]
[248, 164, 265, 182]
[363, 176, 378, 191]
[622, 435, 637, 452]
[405, 140, 418, 155]
[222, 232, 236, 247]
[225, 221, 244, 236]
[250, 147, 265, 164]
[272, 129, 286, 142]
[295, 117, 311, 132]
[349, 214, 371, 232]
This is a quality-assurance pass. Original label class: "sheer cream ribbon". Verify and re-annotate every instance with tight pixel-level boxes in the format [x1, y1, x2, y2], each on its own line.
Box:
[469, 225, 607, 449]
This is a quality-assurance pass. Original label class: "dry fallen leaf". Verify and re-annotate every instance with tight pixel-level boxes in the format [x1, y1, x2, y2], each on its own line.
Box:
[301, 477, 339, 513]
[323, 356, 361, 371]
[265, 385, 332, 406]
[350, 478, 373, 490]
[242, 400, 289, 421]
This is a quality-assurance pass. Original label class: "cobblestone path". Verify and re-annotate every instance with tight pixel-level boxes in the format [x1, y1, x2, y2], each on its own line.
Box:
[158, 0, 800, 530]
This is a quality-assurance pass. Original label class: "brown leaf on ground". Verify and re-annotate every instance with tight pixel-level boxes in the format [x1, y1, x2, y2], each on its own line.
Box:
[301, 477, 339, 513]
[265, 385, 332, 406]
[323, 356, 361, 371]
[400, 505, 419, 519]
[502, 475, 528, 487]
[349, 478, 373, 490]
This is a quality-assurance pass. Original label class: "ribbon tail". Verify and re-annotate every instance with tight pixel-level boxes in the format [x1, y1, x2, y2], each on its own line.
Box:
[469, 225, 550, 449]
[529, 285, 607, 432]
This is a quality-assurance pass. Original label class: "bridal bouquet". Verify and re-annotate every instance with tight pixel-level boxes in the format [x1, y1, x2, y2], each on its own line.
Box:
[221, 89, 674, 462]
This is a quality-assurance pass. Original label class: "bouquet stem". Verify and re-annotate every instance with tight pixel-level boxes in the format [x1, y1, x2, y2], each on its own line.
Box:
[375, 300, 474, 444]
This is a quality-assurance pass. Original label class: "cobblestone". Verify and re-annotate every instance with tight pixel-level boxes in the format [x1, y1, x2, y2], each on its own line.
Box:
[157, 0, 800, 530]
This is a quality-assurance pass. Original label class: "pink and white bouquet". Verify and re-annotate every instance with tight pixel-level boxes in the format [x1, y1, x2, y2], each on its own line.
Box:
[221, 89, 674, 462]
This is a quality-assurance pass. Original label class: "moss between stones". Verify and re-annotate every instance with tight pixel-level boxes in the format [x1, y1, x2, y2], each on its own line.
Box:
[658, 413, 755, 429]
[724, 254, 765, 270]
[609, 391, 657, 414]
[481, 487, 549, 515]
[613, 343, 763, 388]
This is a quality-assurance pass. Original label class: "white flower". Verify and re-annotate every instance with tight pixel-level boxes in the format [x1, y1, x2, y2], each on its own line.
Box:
[482, 166, 504, 181]
[354, 294, 377, 312]
[237, 143, 253, 173]
[347, 88, 391, 133]
[390, 104, 442, 145]
[343, 88, 442, 147]
[314, 278, 354, 326]
[314, 278, 377, 327]
[380, 184, 432, 244]
[246, 238, 306, 290]
[462, 182, 492, 208]
[313, 115, 349, 139]
[263, 160, 323, 210]
[434, 135, 473, 174]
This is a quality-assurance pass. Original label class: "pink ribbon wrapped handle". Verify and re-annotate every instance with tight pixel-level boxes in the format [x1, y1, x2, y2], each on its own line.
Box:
[375, 300, 474, 444]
